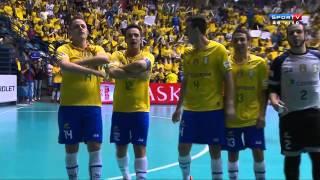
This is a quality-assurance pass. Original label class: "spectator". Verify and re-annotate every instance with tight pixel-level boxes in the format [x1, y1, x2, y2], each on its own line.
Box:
[34, 60, 46, 100]
[21, 63, 35, 104]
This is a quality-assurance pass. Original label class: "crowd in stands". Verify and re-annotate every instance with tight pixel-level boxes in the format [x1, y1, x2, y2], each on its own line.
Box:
[0, 0, 319, 103]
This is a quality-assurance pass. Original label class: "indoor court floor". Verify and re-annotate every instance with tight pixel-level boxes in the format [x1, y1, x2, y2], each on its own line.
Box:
[0, 103, 314, 179]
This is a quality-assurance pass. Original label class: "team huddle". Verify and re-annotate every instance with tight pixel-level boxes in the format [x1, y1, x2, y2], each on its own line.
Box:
[55, 15, 320, 180]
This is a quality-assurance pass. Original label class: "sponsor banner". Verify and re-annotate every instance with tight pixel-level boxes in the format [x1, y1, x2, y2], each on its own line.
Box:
[0, 75, 17, 103]
[149, 83, 180, 104]
[100, 82, 114, 104]
[101, 83, 181, 105]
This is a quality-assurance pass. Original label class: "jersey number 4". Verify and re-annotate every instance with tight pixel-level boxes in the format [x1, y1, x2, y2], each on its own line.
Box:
[193, 80, 200, 89]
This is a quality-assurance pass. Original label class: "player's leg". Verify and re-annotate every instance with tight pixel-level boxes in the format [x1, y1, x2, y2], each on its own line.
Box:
[178, 110, 196, 180]
[206, 110, 225, 180]
[302, 109, 320, 180]
[284, 155, 301, 180]
[309, 152, 320, 180]
[110, 112, 131, 180]
[131, 112, 149, 180]
[58, 106, 82, 180]
[209, 145, 223, 180]
[228, 151, 239, 180]
[83, 107, 103, 180]
[65, 144, 80, 180]
[225, 128, 244, 180]
[280, 113, 301, 180]
[252, 149, 265, 180]
[116, 145, 130, 180]
[87, 142, 102, 180]
[244, 126, 266, 179]
[133, 145, 147, 180]
[178, 143, 193, 180]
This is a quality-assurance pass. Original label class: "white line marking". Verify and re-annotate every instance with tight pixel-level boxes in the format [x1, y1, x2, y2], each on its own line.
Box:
[18, 111, 58, 113]
[150, 115, 171, 119]
[2, 107, 191, 180]
[0, 106, 26, 116]
[106, 145, 209, 180]
[104, 113, 172, 120]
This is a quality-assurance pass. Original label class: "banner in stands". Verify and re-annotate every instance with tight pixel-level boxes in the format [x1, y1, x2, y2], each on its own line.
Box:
[0, 75, 17, 103]
[101, 83, 181, 105]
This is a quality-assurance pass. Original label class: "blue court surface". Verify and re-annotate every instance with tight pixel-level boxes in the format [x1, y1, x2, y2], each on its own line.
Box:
[0, 103, 314, 179]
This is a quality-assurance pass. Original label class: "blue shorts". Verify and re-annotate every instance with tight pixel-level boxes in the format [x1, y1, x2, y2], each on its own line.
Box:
[179, 110, 225, 145]
[53, 83, 61, 89]
[224, 126, 266, 152]
[110, 112, 149, 146]
[58, 106, 103, 144]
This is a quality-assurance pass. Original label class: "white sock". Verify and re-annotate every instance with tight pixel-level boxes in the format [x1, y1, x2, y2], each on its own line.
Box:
[211, 158, 223, 180]
[89, 150, 102, 180]
[51, 91, 56, 100]
[228, 161, 239, 180]
[254, 161, 265, 180]
[178, 155, 191, 180]
[135, 157, 147, 180]
[57, 91, 60, 101]
[117, 155, 131, 180]
[65, 152, 78, 180]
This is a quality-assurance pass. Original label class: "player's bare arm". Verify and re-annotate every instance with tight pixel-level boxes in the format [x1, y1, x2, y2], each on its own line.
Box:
[57, 52, 110, 66]
[172, 77, 187, 123]
[121, 58, 151, 73]
[57, 53, 106, 78]
[107, 66, 149, 79]
[257, 89, 268, 128]
[224, 71, 236, 121]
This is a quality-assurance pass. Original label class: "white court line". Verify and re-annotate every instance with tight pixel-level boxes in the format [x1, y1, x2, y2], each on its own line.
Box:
[1, 106, 200, 179]
[0, 106, 26, 116]
[104, 113, 172, 120]
[106, 145, 209, 180]
[18, 111, 58, 113]
[106, 114, 207, 180]
[150, 115, 171, 120]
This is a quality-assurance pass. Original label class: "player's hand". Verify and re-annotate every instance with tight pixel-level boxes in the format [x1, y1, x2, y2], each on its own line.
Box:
[270, 97, 288, 113]
[256, 116, 265, 129]
[94, 70, 106, 78]
[172, 108, 182, 123]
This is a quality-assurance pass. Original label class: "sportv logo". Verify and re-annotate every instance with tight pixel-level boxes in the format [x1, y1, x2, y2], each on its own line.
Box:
[269, 14, 303, 25]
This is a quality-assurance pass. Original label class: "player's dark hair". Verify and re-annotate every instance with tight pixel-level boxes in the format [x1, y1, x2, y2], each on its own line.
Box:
[232, 26, 251, 41]
[186, 16, 207, 35]
[69, 15, 86, 27]
[286, 23, 306, 35]
[124, 24, 142, 37]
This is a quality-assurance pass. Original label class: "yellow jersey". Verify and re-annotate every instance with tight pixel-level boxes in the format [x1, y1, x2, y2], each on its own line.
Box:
[111, 51, 155, 112]
[56, 43, 109, 106]
[227, 54, 268, 128]
[183, 41, 231, 111]
[53, 66, 62, 83]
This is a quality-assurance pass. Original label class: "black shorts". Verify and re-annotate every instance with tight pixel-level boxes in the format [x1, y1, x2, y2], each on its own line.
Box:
[280, 108, 320, 156]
